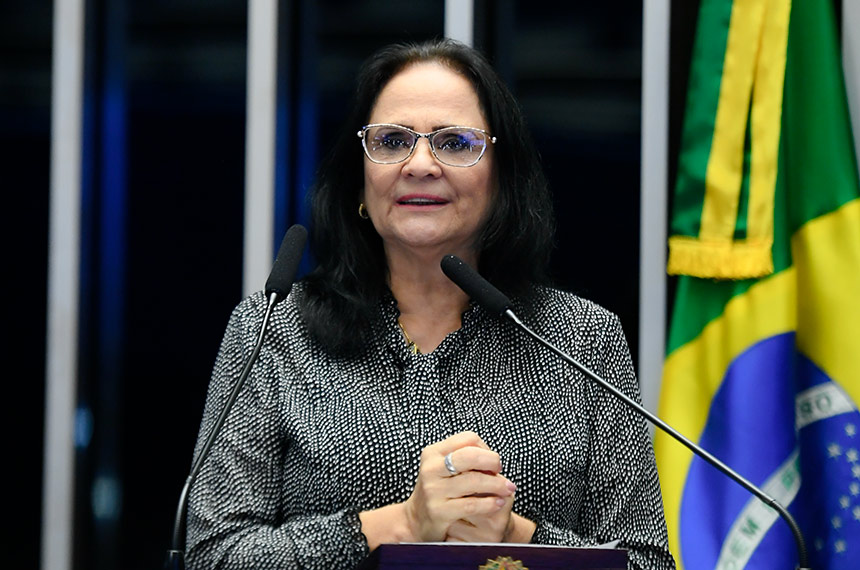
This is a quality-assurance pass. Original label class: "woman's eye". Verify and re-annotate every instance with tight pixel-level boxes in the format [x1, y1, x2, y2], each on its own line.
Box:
[372, 129, 413, 151]
[436, 135, 471, 152]
[381, 136, 410, 149]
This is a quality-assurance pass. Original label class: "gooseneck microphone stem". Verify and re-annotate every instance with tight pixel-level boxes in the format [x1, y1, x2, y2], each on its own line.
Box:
[438, 254, 810, 570]
[165, 224, 307, 570]
[502, 308, 810, 570]
[166, 291, 280, 568]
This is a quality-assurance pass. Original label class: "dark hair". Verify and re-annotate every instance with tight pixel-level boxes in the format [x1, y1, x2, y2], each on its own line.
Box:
[302, 38, 555, 353]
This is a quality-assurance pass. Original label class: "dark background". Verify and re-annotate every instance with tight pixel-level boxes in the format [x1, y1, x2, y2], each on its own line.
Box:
[1, 0, 716, 567]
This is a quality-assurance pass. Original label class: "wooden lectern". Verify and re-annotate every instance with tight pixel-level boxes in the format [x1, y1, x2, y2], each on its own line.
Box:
[358, 543, 627, 569]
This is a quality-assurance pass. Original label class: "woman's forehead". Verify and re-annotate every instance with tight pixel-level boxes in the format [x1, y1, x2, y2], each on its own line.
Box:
[369, 62, 487, 128]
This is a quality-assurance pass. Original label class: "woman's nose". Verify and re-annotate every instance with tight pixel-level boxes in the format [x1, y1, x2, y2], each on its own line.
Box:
[402, 138, 442, 177]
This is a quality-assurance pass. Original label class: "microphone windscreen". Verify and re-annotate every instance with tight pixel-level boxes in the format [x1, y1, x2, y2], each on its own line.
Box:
[265, 224, 308, 302]
[440, 254, 512, 316]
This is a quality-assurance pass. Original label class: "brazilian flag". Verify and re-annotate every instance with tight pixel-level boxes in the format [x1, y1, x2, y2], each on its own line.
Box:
[656, 0, 860, 568]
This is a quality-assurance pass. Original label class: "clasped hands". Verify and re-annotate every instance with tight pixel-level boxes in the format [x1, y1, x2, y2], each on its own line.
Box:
[403, 431, 533, 543]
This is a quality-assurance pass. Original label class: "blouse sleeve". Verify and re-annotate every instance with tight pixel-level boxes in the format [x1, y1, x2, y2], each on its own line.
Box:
[530, 312, 675, 570]
[185, 295, 370, 570]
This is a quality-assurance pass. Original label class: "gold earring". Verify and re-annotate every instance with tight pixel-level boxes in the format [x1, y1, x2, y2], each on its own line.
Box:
[358, 203, 369, 219]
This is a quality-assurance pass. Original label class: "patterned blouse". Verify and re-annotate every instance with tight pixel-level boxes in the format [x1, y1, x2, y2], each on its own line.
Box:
[186, 284, 674, 569]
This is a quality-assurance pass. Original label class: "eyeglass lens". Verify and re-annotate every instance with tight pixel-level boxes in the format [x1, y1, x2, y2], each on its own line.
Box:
[364, 125, 488, 166]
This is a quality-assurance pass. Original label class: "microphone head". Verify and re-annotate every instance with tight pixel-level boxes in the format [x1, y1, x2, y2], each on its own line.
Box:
[265, 224, 308, 303]
[440, 254, 512, 317]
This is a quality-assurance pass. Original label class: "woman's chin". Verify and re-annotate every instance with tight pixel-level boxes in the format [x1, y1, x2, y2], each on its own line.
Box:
[389, 236, 477, 263]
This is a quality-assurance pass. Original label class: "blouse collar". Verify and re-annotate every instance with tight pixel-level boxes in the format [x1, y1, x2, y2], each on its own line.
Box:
[376, 289, 487, 362]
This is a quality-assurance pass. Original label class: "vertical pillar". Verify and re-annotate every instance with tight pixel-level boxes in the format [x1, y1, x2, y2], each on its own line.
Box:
[445, 0, 474, 46]
[639, 0, 670, 421]
[845, 0, 860, 166]
[243, 0, 279, 296]
[44, 1, 86, 568]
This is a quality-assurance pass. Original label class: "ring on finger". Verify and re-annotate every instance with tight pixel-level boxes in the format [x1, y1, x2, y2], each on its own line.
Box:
[444, 452, 459, 476]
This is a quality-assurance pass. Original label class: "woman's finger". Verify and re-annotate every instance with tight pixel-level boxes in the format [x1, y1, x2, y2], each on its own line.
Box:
[461, 493, 516, 543]
[420, 431, 491, 474]
[442, 471, 516, 501]
[435, 431, 491, 453]
[439, 445, 502, 477]
[445, 494, 508, 522]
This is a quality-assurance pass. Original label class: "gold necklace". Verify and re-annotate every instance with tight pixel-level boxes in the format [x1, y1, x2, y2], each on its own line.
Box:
[397, 319, 420, 354]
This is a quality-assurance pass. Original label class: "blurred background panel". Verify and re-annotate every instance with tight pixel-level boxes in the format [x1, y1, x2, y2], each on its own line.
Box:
[1, 1, 52, 568]
[476, 1, 644, 361]
[118, 2, 248, 568]
[9, 1, 648, 568]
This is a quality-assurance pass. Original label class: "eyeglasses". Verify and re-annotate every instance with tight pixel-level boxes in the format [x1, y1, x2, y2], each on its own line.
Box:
[357, 123, 496, 167]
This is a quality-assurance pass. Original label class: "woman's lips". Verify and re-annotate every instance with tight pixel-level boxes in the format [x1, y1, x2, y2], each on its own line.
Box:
[396, 194, 449, 206]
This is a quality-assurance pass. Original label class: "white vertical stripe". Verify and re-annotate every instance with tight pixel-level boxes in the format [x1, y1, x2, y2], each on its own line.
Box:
[44, 1, 85, 569]
[445, 0, 474, 46]
[638, 0, 670, 424]
[243, 0, 279, 297]
[845, 0, 860, 167]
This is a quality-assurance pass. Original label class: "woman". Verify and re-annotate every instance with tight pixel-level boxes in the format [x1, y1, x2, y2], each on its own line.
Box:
[186, 39, 674, 569]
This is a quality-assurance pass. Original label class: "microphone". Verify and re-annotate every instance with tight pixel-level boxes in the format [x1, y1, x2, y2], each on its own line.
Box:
[265, 224, 308, 303]
[439, 254, 511, 315]
[440, 254, 811, 570]
[165, 224, 308, 570]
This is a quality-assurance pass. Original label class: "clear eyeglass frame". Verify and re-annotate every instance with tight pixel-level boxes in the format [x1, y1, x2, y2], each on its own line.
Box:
[357, 123, 497, 168]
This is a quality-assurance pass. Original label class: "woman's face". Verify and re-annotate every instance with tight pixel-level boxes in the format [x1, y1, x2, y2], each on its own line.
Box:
[362, 62, 496, 264]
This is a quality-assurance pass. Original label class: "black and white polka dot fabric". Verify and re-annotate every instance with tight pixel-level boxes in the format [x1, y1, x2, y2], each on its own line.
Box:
[186, 284, 674, 569]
